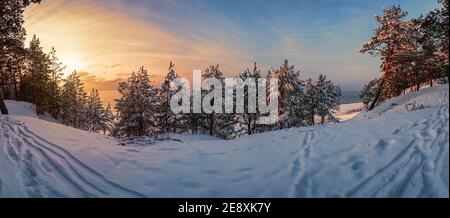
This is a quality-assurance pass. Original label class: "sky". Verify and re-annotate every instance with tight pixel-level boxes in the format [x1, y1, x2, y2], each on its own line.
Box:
[23, 0, 440, 104]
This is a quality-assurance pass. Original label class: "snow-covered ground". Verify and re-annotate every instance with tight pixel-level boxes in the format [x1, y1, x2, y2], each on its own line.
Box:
[0, 85, 448, 197]
[333, 102, 364, 121]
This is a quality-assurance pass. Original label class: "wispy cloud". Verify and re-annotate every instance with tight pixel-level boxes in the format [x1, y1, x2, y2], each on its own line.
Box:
[24, 0, 440, 92]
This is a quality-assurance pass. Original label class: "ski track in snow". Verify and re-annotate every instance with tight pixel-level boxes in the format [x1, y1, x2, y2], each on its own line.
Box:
[0, 117, 145, 197]
[344, 105, 449, 197]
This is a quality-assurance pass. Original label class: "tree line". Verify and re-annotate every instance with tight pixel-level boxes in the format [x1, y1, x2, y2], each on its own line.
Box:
[113, 60, 341, 139]
[360, 1, 449, 109]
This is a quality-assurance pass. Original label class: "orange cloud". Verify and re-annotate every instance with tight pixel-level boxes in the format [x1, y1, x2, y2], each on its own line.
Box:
[23, 0, 253, 83]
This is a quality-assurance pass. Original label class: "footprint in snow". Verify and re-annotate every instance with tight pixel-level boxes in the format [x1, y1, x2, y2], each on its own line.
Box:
[351, 159, 366, 172]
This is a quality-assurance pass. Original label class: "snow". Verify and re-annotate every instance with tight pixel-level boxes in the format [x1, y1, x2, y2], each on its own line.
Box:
[5, 100, 56, 122]
[4, 100, 38, 118]
[0, 85, 448, 197]
[333, 102, 364, 121]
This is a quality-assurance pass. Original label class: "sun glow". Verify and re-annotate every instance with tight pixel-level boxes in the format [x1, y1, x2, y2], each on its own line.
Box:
[59, 52, 86, 75]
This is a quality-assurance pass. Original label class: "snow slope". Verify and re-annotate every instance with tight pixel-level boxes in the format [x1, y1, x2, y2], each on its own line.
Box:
[333, 102, 364, 121]
[4, 100, 38, 118]
[0, 85, 448, 197]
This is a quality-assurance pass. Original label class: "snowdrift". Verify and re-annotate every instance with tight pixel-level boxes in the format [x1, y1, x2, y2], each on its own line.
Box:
[0, 85, 448, 197]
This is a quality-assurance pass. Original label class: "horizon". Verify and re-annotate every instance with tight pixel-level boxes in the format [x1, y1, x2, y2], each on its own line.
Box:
[23, 0, 440, 105]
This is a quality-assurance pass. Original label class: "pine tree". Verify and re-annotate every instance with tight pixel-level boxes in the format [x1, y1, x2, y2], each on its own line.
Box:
[361, 6, 412, 110]
[414, 0, 449, 86]
[272, 59, 304, 128]
[303, 78, 317, 125]
[236, 63, 262, 135]
[0, 0, 41, 114]
[21, 35, 54, 115]
[115, 66, 159, 138]
[314, 74, 341, 124]
[159, 61, 181, 133]
[103, 102, 116, 135]
[59, 71, 88, 129]
[199, 65, 237, 138]
[200, 65, 224, 136]
[86, 89, 107, 132]
[186, 96, 203, 134]
[46, 47, 65, 118]
[360, 78, 381, 109]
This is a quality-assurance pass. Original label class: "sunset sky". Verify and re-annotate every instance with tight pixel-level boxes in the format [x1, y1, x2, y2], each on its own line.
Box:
[23, 0, 440, 104]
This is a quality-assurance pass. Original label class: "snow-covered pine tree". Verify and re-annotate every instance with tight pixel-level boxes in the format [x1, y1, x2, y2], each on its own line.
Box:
[158, 61, 185, 134]
[360, 78, 381, 109]
[272, 59, 305, 128]
[186, 95, 203, 134]
[115, 66, 159, 138]
[361, 6, 412, 110]
[200, 65, 223, 136]
[103, 102, 116, 136]
[86, 89, 107, 132]
[302, 78, 317, 125]
[59, 71, 88, 129]
[200, 65, 237, 138]
[0, 0, 41, 114]
[47, 47, 65, 118]
[314, 74, 341, 124]
[21, 35, 56, 115]
[412, 0, 449, 88]
[257, 69, 277, 132]
[236, 63, 262, 135]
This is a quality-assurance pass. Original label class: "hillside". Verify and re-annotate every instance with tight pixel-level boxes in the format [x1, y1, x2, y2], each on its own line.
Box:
[0, 85, 448, 197]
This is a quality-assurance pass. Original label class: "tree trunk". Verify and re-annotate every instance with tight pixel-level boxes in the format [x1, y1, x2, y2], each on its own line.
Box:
[209, 115, 214, 135]
[0, 89, 9, 114]
[369, 51, 393, 110]
[321, 115, 325, 125]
